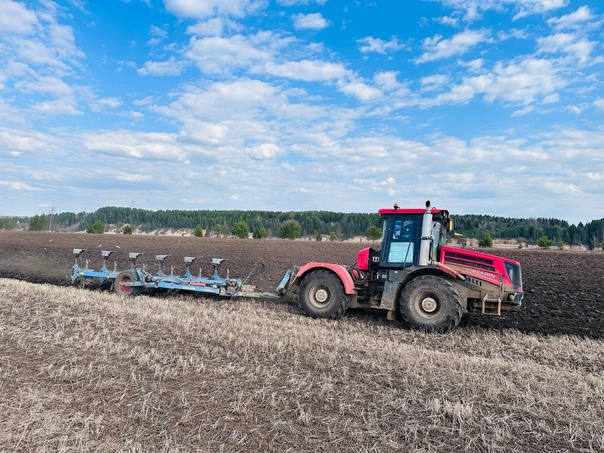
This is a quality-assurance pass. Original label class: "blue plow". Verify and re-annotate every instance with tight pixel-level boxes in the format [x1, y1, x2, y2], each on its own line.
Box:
[71, 249, 292, 299]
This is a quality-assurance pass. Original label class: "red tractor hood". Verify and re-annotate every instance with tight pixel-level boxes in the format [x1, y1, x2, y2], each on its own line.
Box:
[439, 246, 523, 291]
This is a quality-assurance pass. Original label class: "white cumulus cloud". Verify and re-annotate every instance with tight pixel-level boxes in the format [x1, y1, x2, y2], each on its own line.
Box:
[357, 36, 404, 54]
[262, 59, 349, 82]
[248, 143, 282, 159]
[0, 0, 37, 35]
[416, 29, 490, 63]
[138, 56, 188, 76]
[163, 0, 265, 19]
[292, 13, 330, 30]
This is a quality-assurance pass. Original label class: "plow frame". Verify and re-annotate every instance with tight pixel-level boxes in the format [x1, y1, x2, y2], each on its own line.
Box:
[71, 249, 292, 299]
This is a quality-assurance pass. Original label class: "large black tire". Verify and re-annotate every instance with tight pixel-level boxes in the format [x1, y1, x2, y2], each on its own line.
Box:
[298, 270, 349, 319]
[398, 275, 463, 333]
[113, 270, 143, 297]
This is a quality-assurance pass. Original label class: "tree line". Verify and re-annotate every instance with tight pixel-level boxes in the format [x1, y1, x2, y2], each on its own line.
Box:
[454, 214, 604, 249]
[46, 207, 381, 240]
[2, 207, 604, 249]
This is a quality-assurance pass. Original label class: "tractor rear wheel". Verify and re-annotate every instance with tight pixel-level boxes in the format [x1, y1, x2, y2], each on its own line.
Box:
[399, 275, 463, 333]
[298, 270, 349, 319]
[113, 270, 142, 297]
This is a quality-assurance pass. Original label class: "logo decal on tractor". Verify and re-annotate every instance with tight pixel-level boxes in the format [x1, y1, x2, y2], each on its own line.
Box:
[466, 268, 497, 279]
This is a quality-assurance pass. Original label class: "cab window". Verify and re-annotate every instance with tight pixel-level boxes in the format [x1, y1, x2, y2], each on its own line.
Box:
[382, 217, 416, 266]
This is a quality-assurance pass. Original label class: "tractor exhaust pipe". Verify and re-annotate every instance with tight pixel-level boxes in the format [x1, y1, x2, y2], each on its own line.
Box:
[419, 200, 433, 266]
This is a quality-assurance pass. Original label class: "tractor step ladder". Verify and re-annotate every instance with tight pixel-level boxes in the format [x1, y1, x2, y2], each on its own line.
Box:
[481, 294, 502, 316]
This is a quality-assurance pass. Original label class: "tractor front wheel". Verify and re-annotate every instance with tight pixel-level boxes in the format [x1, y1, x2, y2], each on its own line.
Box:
[298, 270, 349, 319]
[399, 275, 463, 333]
[113, 270, 142, 297]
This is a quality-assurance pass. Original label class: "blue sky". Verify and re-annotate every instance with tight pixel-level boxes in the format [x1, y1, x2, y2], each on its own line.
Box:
[1, 0, 603, 224]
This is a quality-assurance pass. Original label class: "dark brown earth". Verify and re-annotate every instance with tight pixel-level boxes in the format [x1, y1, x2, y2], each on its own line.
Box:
[1, 231, 602, 338]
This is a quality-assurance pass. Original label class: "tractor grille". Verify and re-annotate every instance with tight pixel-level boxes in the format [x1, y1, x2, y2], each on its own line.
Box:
[442, 250, 496, 272]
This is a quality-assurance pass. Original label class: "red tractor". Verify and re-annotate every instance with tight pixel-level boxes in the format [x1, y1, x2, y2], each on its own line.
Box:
[288, 201, 523, 333]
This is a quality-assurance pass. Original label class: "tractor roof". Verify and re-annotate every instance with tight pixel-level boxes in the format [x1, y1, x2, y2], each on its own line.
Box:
[378, 207, 447, 216]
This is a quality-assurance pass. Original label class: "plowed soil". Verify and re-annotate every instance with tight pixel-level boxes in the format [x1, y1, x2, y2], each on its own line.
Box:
[1, 231, 602, 338]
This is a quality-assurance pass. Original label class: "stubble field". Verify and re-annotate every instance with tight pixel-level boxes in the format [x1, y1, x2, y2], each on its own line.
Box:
[0, 231, 603, 451]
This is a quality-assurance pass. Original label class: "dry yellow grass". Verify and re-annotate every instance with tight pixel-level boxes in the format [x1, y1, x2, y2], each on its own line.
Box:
[1, 278, 603, 452]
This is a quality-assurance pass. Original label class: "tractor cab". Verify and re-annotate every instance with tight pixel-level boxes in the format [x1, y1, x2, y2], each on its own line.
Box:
[378, 202, 452, 268]
[357, 201, 452, 271]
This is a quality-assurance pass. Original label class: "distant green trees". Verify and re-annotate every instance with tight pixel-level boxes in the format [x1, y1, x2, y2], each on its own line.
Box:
[537, 235, 552, 249]
[0, 217, 16, 230]
[278, 220, 302, 239]
[366, 225, 382, 241]
[193, 225, 203, 237]
[454, 215, 604, 249]
[253, 226, 267, 239]
[29, 215, 47, 231]
[232, 221, 249, 239]
[122, 225, 134, 234]
[86, 220, 106, 234]
[65, 207, 380, 241]
[478, 234, 493, 247]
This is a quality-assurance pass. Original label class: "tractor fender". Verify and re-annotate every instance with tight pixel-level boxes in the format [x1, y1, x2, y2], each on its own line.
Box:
[293, 262, 356, 295]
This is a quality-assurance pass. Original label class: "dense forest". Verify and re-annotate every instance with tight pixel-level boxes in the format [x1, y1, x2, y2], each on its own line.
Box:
[2, 207, 604, 249]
